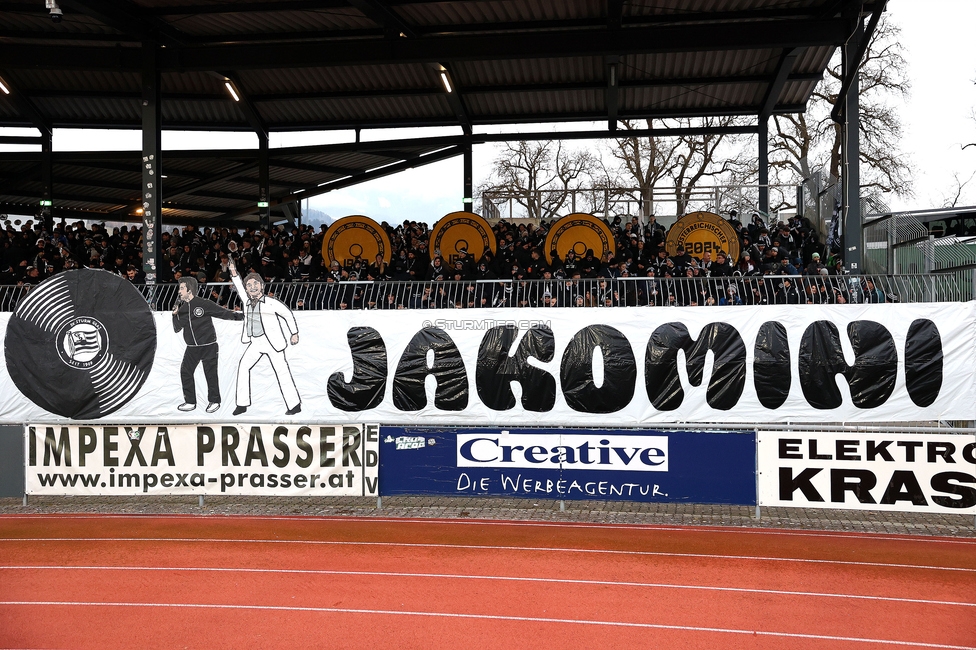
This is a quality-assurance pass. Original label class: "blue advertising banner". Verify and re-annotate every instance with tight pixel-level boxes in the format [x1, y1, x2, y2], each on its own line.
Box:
[380, 427, 756, 505]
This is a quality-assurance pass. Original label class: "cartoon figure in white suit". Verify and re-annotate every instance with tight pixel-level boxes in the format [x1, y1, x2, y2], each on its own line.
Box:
[228, 259, 301, 415]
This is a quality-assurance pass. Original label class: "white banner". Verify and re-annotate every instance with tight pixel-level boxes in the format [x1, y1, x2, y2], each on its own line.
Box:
[758, 431, 976, 513]
[3, 302, 975, 425]
[24, 423, 379, 496]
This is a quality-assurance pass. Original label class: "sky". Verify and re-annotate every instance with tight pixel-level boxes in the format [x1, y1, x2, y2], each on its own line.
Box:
[1, 0, 974, 224]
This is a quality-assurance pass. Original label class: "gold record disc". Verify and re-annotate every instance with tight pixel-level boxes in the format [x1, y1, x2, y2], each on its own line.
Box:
[321, 215, 392, 267]
[543, 213, 616, 264]
[665, 211, 740, 261]
[428, 211, 497, 264]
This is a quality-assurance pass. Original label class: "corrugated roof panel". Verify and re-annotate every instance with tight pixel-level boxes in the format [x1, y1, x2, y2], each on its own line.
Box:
[795, 45, 836, 75]
[8, 69, 140, 93]
[161, 71, 227, 95]
[0, 1, 128, 36]
[625, 0, 826, 18]
[454, 57, 603, 87]
[622, 49, 781, 80]
[395, 0, 602, 27]
[158, 7, 373, 37]
[237, 65, 436, 94]
[32, 96, 141, 123]
[779, 80, 817, 106]
[622, 82, 767, 112]
[257, 95, 452, 124]
[162, 99, 247, 125]
[466, 89, 603, 118]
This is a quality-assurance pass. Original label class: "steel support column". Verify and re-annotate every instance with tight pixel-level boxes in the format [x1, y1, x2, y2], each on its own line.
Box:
[758, 118, 769, 214]
[842, 20, 863, 274]
[463, 140, 473, 211]
[258, 133, 270, 228]
[141, 40, 162, 285]
[40, 130, 53, 232]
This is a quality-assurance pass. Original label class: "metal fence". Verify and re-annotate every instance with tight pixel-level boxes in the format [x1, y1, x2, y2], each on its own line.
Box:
[0, 274, 971, 313]
[480, 184, 801, 224]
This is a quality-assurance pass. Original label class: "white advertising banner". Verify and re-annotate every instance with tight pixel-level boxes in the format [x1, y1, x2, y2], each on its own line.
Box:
[758, 431, 976, 513]
[1, 270, 974, 426]
[25, 423, 380, 496]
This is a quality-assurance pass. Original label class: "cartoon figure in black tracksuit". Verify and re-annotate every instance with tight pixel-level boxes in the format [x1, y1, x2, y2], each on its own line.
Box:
[172, 275, 244, 413]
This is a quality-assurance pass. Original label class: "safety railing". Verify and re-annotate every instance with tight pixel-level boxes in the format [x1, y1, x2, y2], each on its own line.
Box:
[0, 274, 970, 312]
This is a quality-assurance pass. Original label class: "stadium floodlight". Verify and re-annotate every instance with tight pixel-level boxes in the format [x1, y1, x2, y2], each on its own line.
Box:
[46, 0, 62, 22]
[224, 80, 240, 102]
[439, 72, 452, 93]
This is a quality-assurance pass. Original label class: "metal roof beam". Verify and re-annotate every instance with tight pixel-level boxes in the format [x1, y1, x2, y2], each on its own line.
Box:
[759, 47, 803, 119]
[217, 71, 268, 139]
[0, 71, 51, 135]
[606, 55, 619, 132]
[434, 63, 471, 134]
[216, 144, 464, 219]
[58, 0, 188, 47]
[162, 161, 257, 198]
[832, 0, 887, 123]
[270, 159, 363, 176]
[143, 1, 348, 15]
[23, 72, 824, 104]
[346, 0, 417, 38]
[0, 19, 848, 71]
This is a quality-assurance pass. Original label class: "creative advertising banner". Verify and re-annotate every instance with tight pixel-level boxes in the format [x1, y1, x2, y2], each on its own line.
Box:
[25, 423, 379, 496]
[379, 427, 756, 504]
[2, 269, 976, 425]
[758, 431, 976, 514]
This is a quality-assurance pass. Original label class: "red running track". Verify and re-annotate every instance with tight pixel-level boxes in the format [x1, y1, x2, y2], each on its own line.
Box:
[0, 515, 974, 649]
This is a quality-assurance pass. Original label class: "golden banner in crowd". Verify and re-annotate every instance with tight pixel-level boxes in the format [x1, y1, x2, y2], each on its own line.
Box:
[428, 211, 497, 264]
[665, 211, 740, 261]
[321, 215, 392, 267]
[543, 213, 616, 264]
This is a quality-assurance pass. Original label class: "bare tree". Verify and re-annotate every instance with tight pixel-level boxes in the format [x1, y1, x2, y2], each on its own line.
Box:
[940, 171, 976, 208]
[607, 120, 684, 216]
[479, 140, 595, 220]
[670, 117, 752, 215]
[770, 14, 913, 197]
[607, 116, 752, 216]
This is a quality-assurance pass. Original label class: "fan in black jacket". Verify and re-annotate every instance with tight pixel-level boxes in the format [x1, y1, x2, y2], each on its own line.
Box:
[172, 275, 244, 413]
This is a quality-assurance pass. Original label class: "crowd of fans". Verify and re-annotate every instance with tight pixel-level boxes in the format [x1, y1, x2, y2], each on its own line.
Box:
[1, 209, 884, 308]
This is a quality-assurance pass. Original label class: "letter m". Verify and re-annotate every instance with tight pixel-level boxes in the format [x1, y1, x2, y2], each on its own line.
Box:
[779, 467, 824, 502]
[44, 427, 72, 466]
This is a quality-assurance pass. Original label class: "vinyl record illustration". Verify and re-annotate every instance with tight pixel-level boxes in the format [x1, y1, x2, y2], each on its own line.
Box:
[5, 269, 156, 419]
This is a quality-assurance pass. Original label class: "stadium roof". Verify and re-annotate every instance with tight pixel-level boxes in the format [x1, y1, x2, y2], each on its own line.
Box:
[0, 0, 878, 223]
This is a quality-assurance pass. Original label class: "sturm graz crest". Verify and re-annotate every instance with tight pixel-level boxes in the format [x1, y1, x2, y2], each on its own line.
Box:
[57, 316, 109, 369]
[5, 269, 156, 419]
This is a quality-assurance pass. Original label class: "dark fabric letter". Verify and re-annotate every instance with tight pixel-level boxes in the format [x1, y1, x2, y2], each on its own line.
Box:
[754, 321, 791, 409]
[328, 327, 388, 412]
[905, 319, 943, 407]
[393, 327, 468, 411]
[560, 325, 636, 413]
[476, 325, 556, 412]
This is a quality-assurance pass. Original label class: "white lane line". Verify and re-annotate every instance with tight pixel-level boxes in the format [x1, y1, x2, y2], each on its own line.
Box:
[3, 514, 973, 545]
[2, 537, 974, 573]
[0, 600, 971, 649]
[2, 565, 973, 608]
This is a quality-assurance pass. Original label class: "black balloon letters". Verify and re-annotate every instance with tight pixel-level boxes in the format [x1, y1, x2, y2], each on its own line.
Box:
[326, 320, 943, 413]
